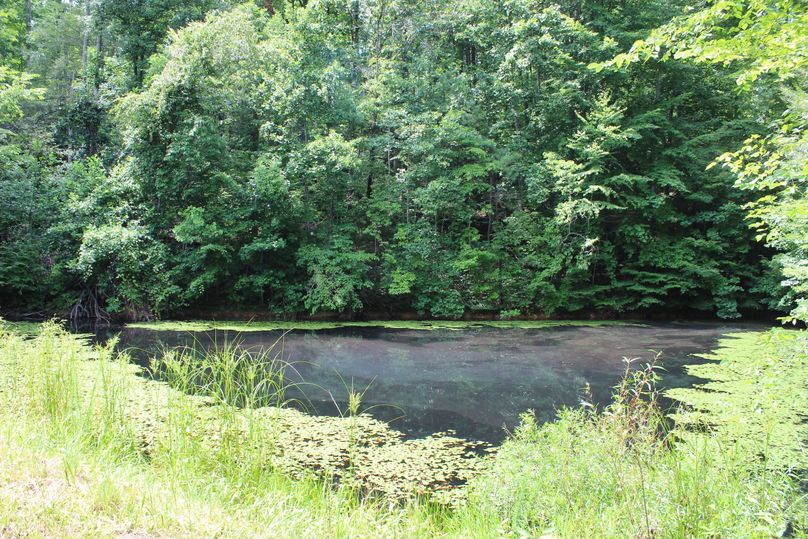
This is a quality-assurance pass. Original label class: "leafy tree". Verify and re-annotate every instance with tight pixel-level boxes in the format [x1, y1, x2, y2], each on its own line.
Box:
[298, 233, 375, 313]
[0, 0, 790, 321]
[599, 0, 807, 88]
[716, 91, 808, 321]
[103, 0, 227, 86]
[601, 0, 807, 321]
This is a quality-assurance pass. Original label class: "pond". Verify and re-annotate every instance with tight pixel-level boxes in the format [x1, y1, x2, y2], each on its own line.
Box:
[89, 321, 762, 444]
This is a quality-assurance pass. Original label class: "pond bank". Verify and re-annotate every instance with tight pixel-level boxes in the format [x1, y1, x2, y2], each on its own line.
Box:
[0, 321, 803, 537]
[0, 323, 485, 504]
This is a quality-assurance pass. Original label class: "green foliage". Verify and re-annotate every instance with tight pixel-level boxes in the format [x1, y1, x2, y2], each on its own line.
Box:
[598, 0, 808, 322]
[76, 222, 175, 315]
[103, 0, 229, 86]
[668, 329, 808, 470]
[0, 0, 26, 69]
[0, 67, 41, 125]
[1, 0, 793, 320]
[298, 234, 375, 313]
[598, 0, 808, 88]
[468, 353, 804, 537]
[716, 91, 808, 321]
[0, 142, 52, 305]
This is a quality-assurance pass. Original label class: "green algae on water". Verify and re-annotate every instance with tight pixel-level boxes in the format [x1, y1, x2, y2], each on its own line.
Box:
[0, 320, 44, 336]
[126, 319, 638, 332]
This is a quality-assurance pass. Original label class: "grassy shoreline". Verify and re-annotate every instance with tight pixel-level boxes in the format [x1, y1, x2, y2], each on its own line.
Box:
[0, 321, 804, 537]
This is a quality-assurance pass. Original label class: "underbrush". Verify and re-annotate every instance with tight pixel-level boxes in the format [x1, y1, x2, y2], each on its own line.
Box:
[0, 320, 803, 537]
[466, 357, 806, 537]
[668, 329, 808, 471]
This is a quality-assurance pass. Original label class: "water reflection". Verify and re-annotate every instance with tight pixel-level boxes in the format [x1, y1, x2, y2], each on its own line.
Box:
[87, 322, 763, 443]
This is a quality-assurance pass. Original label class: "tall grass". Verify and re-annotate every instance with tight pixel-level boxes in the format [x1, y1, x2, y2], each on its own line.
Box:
[146, 335, 297, 499]
[0, 320, 804, 537]
[464, 357, 805, 537]
[4, 320, 136, 460]
[153, 333, 291, 409]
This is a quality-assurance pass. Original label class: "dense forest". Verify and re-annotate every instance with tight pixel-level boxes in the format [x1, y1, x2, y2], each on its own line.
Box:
[0, 0, 805, 321]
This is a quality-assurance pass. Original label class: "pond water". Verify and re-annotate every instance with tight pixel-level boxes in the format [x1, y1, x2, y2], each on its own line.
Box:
[89, 322, 763, 444]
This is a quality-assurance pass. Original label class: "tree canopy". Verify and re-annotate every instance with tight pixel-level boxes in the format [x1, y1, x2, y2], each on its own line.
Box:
[0, 0, 802, 321]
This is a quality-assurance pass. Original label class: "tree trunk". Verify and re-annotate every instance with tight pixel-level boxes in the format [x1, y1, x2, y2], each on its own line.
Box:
[94, 32, 103, 96]
[24, 0, 32, 32]
[82, 2, 90, 71]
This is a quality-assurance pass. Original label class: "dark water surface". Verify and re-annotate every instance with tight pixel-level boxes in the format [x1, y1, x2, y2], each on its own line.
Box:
[88, 322, 763, 444]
